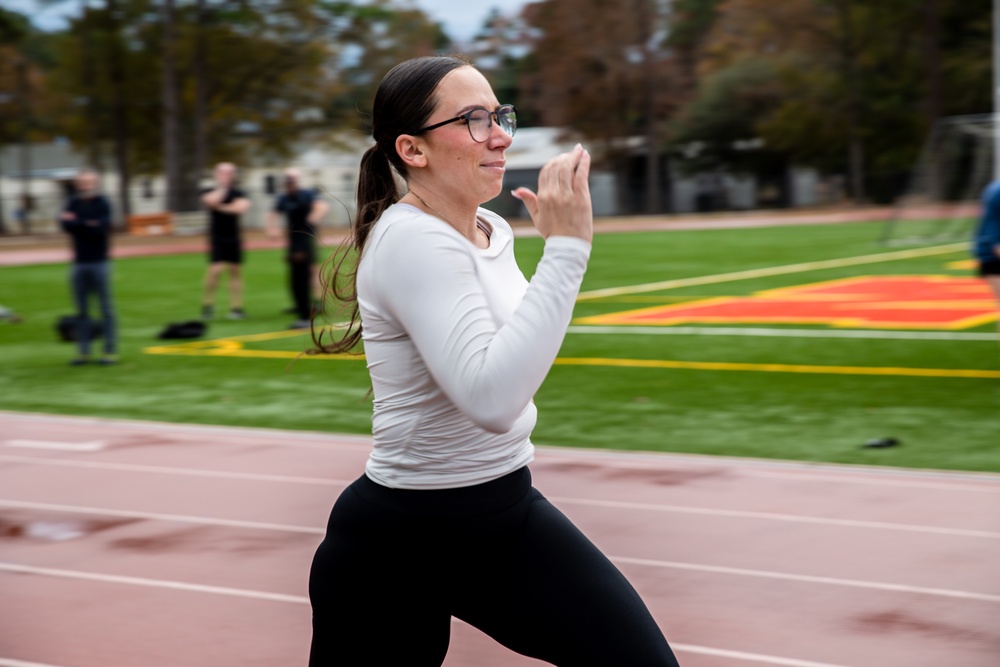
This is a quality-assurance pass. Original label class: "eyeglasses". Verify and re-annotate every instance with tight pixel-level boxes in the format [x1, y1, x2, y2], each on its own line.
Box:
[414, 104, 517, 143]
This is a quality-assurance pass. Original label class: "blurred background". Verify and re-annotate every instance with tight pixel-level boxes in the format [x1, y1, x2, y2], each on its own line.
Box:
[0, 0, 992, 234]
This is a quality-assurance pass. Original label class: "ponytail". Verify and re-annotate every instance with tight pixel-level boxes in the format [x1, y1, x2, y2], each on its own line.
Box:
[310, 145, 400, 356]
[355, 145, 401, 250]
[309, 55, 471, 356]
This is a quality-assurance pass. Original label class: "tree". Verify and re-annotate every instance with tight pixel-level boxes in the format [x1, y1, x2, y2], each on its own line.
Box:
[49, 0, 347, 213]
[677, 0, 991, 203]
[161, 0, 180, 212]
[521, 0, 680, 214]
[467, 8, 534, 121]
[321, 0, 451, 132]
[0, 7, 56, 233]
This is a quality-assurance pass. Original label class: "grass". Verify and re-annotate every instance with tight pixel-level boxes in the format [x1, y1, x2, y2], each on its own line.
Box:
[1, 220, 998, 472]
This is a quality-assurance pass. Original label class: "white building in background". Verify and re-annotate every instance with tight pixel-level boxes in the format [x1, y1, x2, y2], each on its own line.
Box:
[0, 129, 831, 235]
[0, 134, 370, 234]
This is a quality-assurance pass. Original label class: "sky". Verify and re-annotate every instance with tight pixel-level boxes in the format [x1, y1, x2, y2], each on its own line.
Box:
[2, 0, 530, 43]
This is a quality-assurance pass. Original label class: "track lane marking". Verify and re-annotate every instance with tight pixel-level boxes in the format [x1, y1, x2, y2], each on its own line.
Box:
[611, 556, 1000, 603]
[3, 491, 997, 542]
[670, 644, 856, 667]
[5, 554, 996, 605]
[3, 413, 996, 494]
[4, 440, 106, 452]
[0, 455, 351, 486]
[0, 500, 324, 535]
[0, 562, 308, 604]
[550, 496, 1000, 539]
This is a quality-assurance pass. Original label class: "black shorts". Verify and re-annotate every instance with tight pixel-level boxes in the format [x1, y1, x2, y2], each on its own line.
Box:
[979, 258, 1000, 276]
[210, 239, 242, 264]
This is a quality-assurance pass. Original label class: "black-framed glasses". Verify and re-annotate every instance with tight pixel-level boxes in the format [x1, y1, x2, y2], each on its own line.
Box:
[413, 104, 517, 143]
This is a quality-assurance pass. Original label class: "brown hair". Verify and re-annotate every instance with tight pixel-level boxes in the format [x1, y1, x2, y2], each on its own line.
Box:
[311, 55, 471, 355]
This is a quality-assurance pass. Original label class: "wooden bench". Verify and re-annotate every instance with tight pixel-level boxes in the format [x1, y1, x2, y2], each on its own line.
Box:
[127, 212, 174, 235]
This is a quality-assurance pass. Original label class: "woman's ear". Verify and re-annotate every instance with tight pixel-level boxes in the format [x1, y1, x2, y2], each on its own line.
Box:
[395, 135, 428, 169]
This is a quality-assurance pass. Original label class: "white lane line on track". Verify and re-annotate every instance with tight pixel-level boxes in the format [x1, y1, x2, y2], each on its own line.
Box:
[4, 411, 998, 493]
[6, 446, 999, 497]
[536, 453, 1000, 494]
[4, 501, 996, 605]
[4, 440, 106, 452]
[0, 562, 309, 604]
[0, 500, 324, 535]
[3, 471, 995, 540]
[670, 643, 856, 667]
[0, 411, 374, 451]
[0, 649, 871, 667]
[10, 446, 996, 498]
[0, 454, 352, 486]
[736, 469, 1000, 494]
[549, 496, 1000, 539]
[5, 554, 997, 609]
[567, 325, 999, 341]
[611, 556, 1000, 604]
[0, 647, 856, 667]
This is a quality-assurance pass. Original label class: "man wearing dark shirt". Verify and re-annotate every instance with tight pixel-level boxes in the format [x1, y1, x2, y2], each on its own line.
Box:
[60, 169, 117, 365]
[201, 162, 251, 320]
[265, 168, 329, 329]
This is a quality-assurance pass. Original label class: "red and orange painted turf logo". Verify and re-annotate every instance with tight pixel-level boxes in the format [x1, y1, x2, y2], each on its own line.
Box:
[576, 275, 998, 330]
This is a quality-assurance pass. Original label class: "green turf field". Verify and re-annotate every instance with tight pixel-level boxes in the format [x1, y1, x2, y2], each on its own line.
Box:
[2, 220, 998, 472]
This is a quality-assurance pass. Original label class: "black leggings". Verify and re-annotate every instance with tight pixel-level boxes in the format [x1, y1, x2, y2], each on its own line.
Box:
[308, 467, 679, 666]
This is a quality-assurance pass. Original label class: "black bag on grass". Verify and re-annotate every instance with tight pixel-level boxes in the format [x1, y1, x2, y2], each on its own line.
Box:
[56, 315, 103, 342]
[158, 320, 207, 339]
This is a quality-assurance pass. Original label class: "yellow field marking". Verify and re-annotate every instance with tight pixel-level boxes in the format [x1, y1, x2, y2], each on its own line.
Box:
[144, 326, 363, 361]
[946, 259, 977, 270]
[577, 242, 967, 300]
[145, 332, 999, 378]
[553, 357, 1000, 379]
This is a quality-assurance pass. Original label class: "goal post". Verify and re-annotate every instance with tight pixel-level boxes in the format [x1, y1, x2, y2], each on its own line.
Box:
[880, 114, 993, 246]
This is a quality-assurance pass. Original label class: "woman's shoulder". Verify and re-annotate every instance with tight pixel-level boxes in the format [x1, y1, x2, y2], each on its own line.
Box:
[475, 207, 512, 233]
[367, 203, 470, 258]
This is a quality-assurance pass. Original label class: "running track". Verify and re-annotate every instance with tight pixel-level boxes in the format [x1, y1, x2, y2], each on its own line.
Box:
[1, 411, 998, 666]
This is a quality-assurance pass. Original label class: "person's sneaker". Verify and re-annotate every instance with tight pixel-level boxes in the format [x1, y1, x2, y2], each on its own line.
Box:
[289, 319, 311, 330]
[228, 308, 246, 320]
[69, 357, 91, 366]
[201, 305, 214, 320]
[98, 356, 118, 366]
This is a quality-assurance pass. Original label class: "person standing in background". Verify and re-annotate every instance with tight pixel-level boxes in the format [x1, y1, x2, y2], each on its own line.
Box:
[201, 162, 251, 320]
[973, 180, 1000, 348]
[60, 169, 117, 366]
[265, 168, 329, 329]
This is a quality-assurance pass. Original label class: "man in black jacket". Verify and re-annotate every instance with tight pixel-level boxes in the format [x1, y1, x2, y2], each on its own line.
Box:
[265, 168, 329, 329]
[60, 169, 117, 365]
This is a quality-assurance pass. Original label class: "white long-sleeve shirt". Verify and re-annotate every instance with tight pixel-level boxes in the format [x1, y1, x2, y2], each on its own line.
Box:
[357, 203, 591, 489]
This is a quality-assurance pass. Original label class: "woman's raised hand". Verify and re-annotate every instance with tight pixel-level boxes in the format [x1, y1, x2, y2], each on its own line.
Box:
[512, 144, 593, 243]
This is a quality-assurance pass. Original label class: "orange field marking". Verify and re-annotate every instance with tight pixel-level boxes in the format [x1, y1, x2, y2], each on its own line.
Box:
[576, 275, 998, 330]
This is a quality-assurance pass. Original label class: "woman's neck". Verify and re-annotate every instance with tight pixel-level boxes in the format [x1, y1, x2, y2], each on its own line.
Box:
[404, 187, 487, 248]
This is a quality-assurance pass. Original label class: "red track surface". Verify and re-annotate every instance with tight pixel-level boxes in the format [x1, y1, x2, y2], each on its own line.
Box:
[1, 411, 998, 666]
